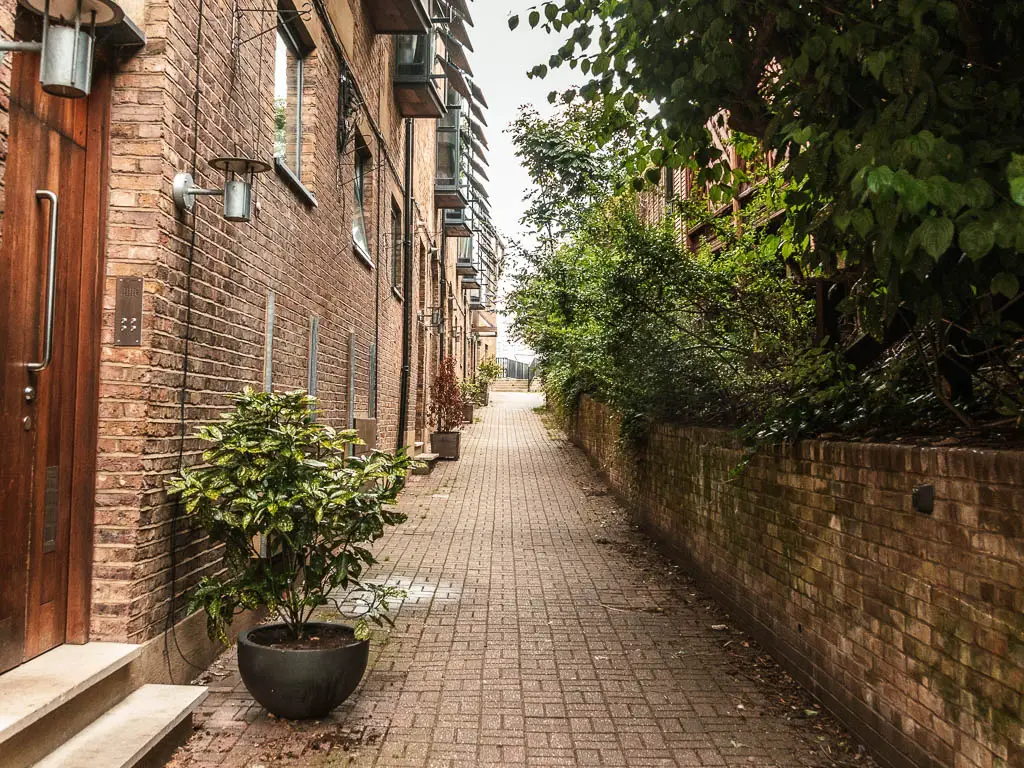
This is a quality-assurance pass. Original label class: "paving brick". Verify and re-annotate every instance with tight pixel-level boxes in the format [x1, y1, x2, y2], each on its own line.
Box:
[168, 393, 873, 767]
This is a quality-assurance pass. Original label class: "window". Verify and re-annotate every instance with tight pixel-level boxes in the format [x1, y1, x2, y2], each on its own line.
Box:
[436, 126, 458, 187]
[274, 19, 304, 176]
[273, 3, 316, 203]
[353, 141, 372, 262]
[264, 290, 276, 392]
[307, 315, 319, 398]
[395, 34, 430, 78]
[391, 202, 403, 293]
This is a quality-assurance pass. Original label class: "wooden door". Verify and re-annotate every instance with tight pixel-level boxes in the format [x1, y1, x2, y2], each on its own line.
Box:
[0, 45, 110, 673]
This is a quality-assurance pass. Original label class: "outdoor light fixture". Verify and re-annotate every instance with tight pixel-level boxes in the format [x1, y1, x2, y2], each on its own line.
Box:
[172, 156, 272, 223]
[0, 0, 123, 98]
[418, 307, 443, 329]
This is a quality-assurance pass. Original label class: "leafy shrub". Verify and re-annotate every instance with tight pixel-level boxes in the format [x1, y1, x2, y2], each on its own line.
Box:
[509, 100, 1024, 442]
[167, 389, 414, 644]
[429, 357, 464, 432]
[477, 357, 501, 386]
[509, 3, 1024, 436]
[460, 378, 482, 405]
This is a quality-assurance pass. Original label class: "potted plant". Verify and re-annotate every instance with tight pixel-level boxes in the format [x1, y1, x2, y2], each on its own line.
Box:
[429, 356, 463, 459]
[460, 379, 478, 423]
[476, 356, 501, 406]
[167, 389, 414, 720]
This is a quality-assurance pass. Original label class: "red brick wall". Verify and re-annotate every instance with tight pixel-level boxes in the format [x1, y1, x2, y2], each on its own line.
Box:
[90, 0, 448, 643]
[571, 396, 1023, 768]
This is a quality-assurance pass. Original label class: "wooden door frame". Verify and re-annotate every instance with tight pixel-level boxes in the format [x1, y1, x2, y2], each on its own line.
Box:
[63, 63, 113, 645]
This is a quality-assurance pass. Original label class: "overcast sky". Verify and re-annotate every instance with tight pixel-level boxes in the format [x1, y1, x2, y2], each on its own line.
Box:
[469, 1, 580, 359]
[470, 2, 577, 241]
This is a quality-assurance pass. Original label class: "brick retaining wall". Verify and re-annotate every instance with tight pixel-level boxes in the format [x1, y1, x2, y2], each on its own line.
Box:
[571, 396, 1023, 768]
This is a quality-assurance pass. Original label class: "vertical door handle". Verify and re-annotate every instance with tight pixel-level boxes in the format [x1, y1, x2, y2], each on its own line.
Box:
[27, 190, 58, 374]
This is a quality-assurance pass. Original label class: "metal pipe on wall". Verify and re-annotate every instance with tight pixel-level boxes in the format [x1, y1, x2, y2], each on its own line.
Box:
[396, 118, 414, 451]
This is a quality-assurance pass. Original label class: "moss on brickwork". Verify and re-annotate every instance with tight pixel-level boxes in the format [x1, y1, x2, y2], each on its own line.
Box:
[572, 396, 1024, 768]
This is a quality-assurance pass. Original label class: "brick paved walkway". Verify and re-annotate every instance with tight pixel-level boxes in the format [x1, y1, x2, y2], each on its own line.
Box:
[169, 393, 867, 768]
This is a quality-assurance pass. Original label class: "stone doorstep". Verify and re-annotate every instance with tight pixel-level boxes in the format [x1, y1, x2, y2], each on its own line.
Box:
[32, 684, 207, 768]
[0, 643, 206, 768]
[0, 642, 142, 744]
[412, 453, 440, 475]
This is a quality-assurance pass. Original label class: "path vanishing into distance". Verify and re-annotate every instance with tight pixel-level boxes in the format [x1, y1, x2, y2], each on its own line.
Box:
[170, 392, 872, 768]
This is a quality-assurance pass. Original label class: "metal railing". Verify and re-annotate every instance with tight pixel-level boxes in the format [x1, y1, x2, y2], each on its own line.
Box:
[497, 357, 534, 380]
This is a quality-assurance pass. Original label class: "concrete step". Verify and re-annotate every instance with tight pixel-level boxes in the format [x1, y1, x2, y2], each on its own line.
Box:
[412, 453, 440, 475]
[0, 643, 141, 768]
[31, 684, 206, 768]
[490, 379, 531, 392]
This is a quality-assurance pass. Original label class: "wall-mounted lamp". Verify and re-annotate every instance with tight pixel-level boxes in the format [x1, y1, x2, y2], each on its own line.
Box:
[0, 0, 123, 98]
[418, 307, 443, 329]
[172, 156, 271, 223]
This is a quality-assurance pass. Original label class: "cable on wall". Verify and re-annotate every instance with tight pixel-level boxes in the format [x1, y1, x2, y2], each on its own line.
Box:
[164, 0, 211, 684]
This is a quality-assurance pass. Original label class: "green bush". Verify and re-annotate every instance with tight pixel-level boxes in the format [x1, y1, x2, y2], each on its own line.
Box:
[477, 357, 501, 386]
[167, 389, 415, 644]
[509, 2, 1024, 436]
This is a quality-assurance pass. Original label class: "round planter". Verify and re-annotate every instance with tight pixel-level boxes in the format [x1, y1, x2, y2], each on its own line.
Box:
[237, 622, 369, 719]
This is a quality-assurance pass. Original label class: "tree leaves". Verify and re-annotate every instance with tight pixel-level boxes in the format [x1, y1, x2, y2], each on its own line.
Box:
[507, 0, 1024, 433]
[506, 0, 1024, 331]
[992, 272, 1020, 298]
[1010, 177, 1024, 208]
[958, 220, 995, 260]
[915, 217, 955, 260]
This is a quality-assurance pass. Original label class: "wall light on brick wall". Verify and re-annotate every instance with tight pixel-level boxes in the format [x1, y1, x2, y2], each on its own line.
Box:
[172, 157, 272, 222]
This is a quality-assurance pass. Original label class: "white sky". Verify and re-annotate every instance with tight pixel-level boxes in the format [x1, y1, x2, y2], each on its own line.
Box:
[469, 1, 580, 360]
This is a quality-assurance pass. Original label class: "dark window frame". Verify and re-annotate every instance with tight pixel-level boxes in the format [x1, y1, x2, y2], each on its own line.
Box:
[273, 0, 317, 205]
[391, 200, 404, 297]
[352, 139, 373, 267]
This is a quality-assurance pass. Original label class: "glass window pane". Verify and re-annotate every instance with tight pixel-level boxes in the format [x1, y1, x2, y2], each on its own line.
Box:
[391, 208, 403, 288]
[353, 154, 371, 256]
[395, 34, 428, 77]
[436, 130, 457, 186]
[274, 28, 302, 173]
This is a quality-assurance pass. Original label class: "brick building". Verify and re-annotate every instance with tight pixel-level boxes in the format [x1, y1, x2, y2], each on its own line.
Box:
[0, 0, 502, 750]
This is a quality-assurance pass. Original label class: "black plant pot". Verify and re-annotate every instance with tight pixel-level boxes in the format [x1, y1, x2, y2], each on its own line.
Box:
[237, 623, 369, 719]
[462, 403, 474, 423]
[431, 431, 461, 460]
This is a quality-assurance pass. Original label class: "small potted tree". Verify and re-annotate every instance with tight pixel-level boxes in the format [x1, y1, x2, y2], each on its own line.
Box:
[429, 356, 463, 459]
[476, 356, 501, 406]
[460, 379, 479, 423]
[167, 389, 414, 720]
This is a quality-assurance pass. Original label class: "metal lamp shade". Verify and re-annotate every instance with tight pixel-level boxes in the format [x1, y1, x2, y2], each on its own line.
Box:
[40, 24, 93, 98]
[14, 0, 122, 98]
[210, 157, 271, 223]
[223, 179, 252, 222]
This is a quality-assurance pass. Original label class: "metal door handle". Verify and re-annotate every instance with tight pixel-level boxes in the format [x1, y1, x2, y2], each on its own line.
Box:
[27, 190, 58, 374]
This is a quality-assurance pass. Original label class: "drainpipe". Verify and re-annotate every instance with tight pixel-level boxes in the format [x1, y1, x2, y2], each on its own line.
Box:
[439, 229, 447, 366]
[372, 48, 384, 420]
[462, 303, 468, 375]
[397, 118, 414, 451]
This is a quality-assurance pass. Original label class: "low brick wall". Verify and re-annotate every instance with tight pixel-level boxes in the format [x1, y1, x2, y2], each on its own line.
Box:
[571, 396, 1023, 768]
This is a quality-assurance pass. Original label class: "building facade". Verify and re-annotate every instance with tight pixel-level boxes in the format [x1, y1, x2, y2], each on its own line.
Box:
[0, 0, 500, 683]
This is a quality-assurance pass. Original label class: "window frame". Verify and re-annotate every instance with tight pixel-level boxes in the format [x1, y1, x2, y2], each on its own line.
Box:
[273, 3, 317, 206]
[275, 18, 304, 175]
[352, 140, 374, 267]
[391, 201, 404, 298]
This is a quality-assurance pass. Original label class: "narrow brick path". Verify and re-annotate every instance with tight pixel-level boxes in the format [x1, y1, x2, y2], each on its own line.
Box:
[169, 393, 865, 767]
